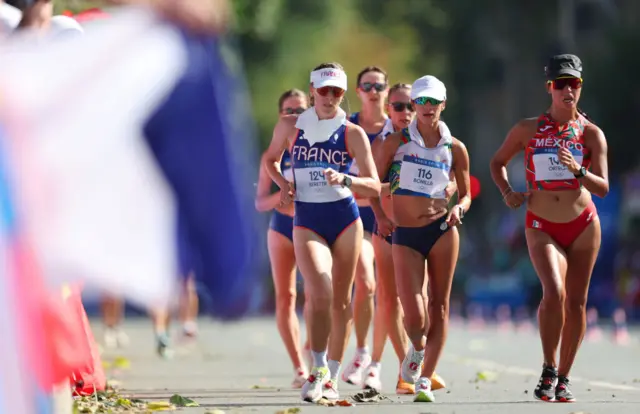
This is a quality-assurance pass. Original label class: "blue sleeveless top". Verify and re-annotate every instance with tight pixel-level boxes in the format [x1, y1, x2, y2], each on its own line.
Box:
[291, 124, 354, 203]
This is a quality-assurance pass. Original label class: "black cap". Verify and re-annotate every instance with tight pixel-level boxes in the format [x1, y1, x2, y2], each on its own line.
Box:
[545, 54, 582, 80]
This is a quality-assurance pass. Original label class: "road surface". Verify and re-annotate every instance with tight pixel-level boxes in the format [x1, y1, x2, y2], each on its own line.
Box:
[97, 317, 640, 413]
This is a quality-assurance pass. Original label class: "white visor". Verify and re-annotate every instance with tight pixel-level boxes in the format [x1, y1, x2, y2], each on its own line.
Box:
[410, 75, 446, 101]
[310, 68, 347, 91]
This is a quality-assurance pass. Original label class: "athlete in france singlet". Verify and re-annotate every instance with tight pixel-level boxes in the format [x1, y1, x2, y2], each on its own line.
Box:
[525, 113, 591, 191]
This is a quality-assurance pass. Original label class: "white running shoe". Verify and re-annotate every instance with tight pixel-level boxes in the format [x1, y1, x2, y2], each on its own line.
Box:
[414, 377, 435, 402]
[401, 345, 424, 384]
[322, 378, 340, 402]
[341, 352, 372, 386]
[291, 367, 308, 389]
[363, 364, 382, 392]
[301, 366, 329, 403]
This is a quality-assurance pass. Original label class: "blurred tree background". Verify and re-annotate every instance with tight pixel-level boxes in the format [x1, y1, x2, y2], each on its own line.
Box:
[55, 0, 640, 318]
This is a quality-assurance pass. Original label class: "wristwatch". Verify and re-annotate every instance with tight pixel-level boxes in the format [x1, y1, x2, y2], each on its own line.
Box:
[458, 205, 465, 219]
[574, 166, 587, 178]
[341, 175, 352, 188]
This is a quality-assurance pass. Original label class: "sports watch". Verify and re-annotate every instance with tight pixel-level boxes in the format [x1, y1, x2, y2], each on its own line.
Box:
[574, 166, 587, 178]
[341, 175, 352, 188]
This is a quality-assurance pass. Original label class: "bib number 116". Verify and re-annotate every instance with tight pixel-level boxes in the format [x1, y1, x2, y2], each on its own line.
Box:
[417, 168, 432, 180]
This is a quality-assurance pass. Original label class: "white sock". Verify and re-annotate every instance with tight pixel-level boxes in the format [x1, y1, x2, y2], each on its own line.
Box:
[312, 350, 328, 368]
[328, 360, 341, 380]
[369, 361, 381, 370]
[356, 346, 369, 355]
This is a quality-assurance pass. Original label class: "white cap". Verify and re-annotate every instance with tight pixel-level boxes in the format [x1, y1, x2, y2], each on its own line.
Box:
[310, 68, 348, 91]
[410, 75, 446, 101]
[50, 15, 84, 38]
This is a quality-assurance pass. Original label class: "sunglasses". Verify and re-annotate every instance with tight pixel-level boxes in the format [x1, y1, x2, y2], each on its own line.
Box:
[390, 102, 414, 112]
[413, 97, 443, 106]
[316, 86, 345, 98]
[549, 77, 583, 90]
[360, 82, 387, 93]
[282, 107, 305, 115]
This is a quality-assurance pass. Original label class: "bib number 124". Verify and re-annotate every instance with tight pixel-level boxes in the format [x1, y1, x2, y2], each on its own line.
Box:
[309, 170, 325, 181]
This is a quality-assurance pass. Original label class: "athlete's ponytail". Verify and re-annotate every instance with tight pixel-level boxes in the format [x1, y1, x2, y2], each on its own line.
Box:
[577, 108, 592, 122]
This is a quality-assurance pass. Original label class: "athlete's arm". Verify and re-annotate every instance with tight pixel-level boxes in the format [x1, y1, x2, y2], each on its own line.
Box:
[342, 124, 381, 197]
[254, 158, 281, 212]
[263, 116, 296, 191]
[451, 138, 472, 215]
[576, 124, 609, 198]
[370, 134, 391, 197]
[490, 119, 531, 195]
[369, 132, 401, 219]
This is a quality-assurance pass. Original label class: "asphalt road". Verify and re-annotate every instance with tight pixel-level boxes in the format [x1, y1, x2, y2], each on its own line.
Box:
[97, 317, 640, 414]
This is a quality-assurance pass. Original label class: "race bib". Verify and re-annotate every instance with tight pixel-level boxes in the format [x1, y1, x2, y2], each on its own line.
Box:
[398, 155, 450, 198]
[294, 161, 351, 202]
[533, 148, 584, 181]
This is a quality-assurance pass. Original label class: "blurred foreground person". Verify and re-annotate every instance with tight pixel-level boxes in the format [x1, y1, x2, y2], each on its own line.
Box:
[0, 1, 264, 413]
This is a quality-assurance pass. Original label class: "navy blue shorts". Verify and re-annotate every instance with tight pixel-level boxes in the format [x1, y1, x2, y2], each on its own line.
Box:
[294, 198, 360, 247]
[373, 220, 393, 245]
[358, 205, 376, 234]
[392, 215, 450, 258]
[269, 210, 293, 242]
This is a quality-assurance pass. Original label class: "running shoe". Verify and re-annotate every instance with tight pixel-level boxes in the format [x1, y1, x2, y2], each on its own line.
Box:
[414, 377, 435, 402]
[103, 327, 129, 349]
[291, 367, 308, 389]
[533, 365, 557, 402]
[363, 364, 382, 392]
[401, 345, 424, 384]
[395, 376, 415, 395]
[301, 366, 329, 403]
[155, 332, 174, 359]
[555, 375, 575, 402]
[430, 372, 446, 390]
[341, 352, 371, 386]
[322, 378, 340, 401]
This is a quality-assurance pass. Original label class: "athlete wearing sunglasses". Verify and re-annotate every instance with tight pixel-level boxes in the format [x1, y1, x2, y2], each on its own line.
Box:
[490, 54, 609, 403]
[264, 62, 380, 403]
[373, 75, 471, 403]
[342, 66, 389, 389]
[365, 82, 447, 396]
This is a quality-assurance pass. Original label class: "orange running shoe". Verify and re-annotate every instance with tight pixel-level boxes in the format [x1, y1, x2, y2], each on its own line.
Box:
[395, 376, 415, 395]
[430, 372, 446, 391]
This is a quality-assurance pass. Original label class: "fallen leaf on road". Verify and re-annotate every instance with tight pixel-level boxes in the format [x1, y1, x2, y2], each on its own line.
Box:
[147, 401, 176, 411]
[351, 389, 389, 403]
[317, 398, 354, 407]
[113, 356, 131, 370]
[276, 408, 301, 414]
[205, 410, 225, 414]
[476, 371, 498, 382]
[169, 394, 199, 407]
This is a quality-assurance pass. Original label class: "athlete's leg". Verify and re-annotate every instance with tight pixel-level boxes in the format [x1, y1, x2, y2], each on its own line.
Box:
[268, 229, 306, 376]
[343, 232, 375, 385]
[295, 228, 334, 402]
[101, 295, 128, 348]
[421, 228, 459, 379]
[327, 220, 363, 387]
[526, 229, 568, 367]
[372, 236, 406, 362]
[526, 228, 568, 401]
[557, 218, 601, 394]
[393, 243, 427, 352]
[178, 273, 199, 337]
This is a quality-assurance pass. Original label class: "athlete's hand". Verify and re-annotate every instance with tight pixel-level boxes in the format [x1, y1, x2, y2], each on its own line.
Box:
[380, 183, 391, 198]
[375, 214, 396, 238]
[446, 205, 464, 227]
[503, 189, 530, 209]
[324, 168, 344, 186]
[557, 147, 581, 173]
[279, 182, 295, 206]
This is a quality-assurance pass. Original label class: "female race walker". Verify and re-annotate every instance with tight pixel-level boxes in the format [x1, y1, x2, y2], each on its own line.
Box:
[342, 66, 388, 386]
[490, 54, 608, 403]
[374, 75, 471, 403]
[264, 62, 381, 403]
[255, 89, 311, 388]
[366, 83, 447, 394]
